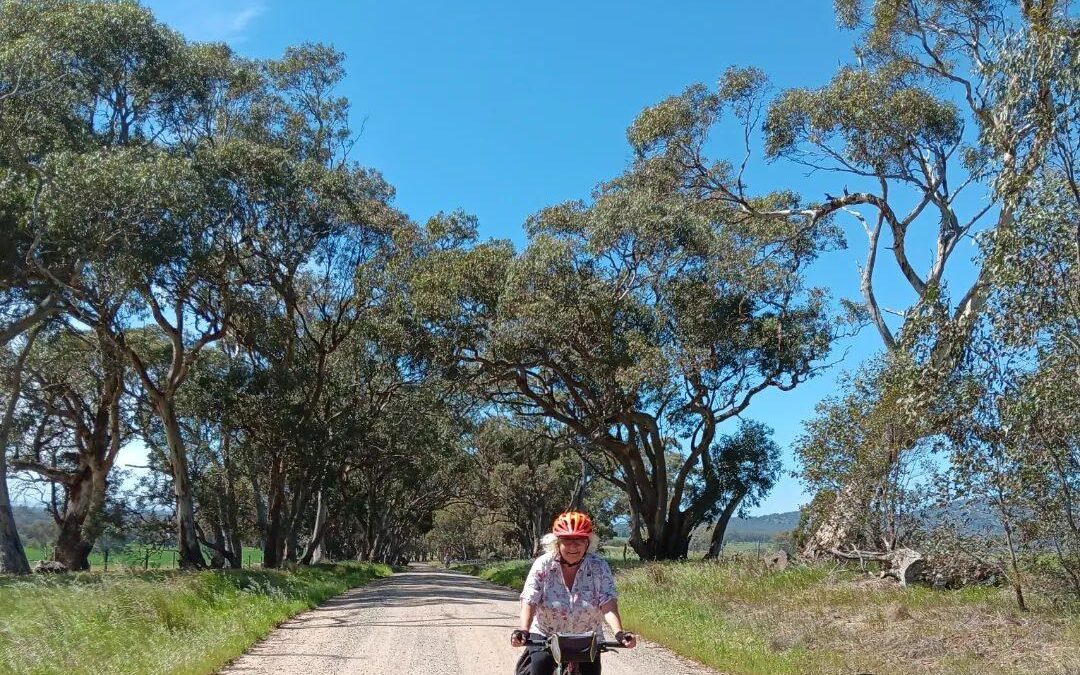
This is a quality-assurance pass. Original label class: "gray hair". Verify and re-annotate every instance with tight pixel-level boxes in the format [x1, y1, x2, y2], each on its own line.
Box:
[542, 532, 600, 556]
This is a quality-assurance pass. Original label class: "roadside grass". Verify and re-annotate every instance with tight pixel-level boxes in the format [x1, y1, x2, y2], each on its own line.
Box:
[23, 545, 265, 571]
[455, 557, 1080, 675]
[450, 560, 531, 589]
[0, 562, 391, 675]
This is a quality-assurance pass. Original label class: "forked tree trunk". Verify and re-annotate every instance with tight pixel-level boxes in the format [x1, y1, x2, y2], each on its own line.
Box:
[629, 508, 695, 560]
[219, 490, 242, 569]
[53, 465, 109, 571]
[250, 471, 268, 548]
[283, 483, 311, 563]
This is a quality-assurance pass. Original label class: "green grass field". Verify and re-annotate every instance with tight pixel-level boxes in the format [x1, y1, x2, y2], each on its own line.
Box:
[23, 545, 265, 571]
[0, 562, 391, 675]
[452, 557, 1080, 675]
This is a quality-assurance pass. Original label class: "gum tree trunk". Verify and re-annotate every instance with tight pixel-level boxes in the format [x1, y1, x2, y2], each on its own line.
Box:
[299, 489, 329, 565]
[705, 486, 747, 560]
[262, 457, 286, 568]
[159, 400, 206, 569]
[0, 329, 38, 575]
[52, 465, 109, 570]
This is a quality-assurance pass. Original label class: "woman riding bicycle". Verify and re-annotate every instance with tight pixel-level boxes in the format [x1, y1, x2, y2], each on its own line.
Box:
[510, 511, 637, 674]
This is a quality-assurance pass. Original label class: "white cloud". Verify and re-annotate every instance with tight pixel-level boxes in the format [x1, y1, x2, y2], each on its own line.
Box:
[149, 0, 267, 44]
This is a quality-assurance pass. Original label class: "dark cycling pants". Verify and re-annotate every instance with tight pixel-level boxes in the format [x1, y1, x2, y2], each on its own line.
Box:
[524, 635, 601, 675]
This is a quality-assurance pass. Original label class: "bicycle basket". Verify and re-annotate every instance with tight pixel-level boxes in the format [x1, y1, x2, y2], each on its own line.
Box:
[548, 632, 599, 664]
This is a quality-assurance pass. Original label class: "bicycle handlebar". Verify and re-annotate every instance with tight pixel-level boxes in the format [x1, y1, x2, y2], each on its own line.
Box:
[523, 638, 627, 651]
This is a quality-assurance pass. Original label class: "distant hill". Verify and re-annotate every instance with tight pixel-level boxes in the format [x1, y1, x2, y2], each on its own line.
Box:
[13, 505, 58, 547]
[687, 510, 801, 547]
[614, 509, 801, 544]
[724, 511, 800, 540]
[12, 505, 52, 528]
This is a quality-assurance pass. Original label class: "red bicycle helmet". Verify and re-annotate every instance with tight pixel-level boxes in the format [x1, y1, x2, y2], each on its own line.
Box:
[552, 511, 594, 539]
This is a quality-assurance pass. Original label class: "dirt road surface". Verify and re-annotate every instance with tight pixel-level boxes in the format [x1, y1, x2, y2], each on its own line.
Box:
[222, 564, 723, 675]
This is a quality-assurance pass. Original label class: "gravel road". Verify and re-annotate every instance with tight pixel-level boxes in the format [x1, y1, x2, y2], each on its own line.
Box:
[221, 564, 723, 675]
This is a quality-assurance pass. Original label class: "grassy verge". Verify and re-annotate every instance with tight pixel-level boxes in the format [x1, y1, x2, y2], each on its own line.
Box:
[0, 562, 391, 675]
[450, 560, 531, 589]
[455, 558, 1080, 674]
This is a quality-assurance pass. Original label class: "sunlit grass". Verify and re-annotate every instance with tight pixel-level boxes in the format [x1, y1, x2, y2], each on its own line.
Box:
[456, 557, 1080, 674]
[0, 562, 391, 675]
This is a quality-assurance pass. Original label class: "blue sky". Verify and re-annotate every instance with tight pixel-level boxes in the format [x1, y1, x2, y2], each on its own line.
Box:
[138, 0, 986, 515]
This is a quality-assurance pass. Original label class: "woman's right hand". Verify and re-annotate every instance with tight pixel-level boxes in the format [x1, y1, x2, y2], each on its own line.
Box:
[510, 629, 529, 648]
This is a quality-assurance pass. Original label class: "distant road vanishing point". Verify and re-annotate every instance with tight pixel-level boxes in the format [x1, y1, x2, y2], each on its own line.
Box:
[221, 564, 723, 675]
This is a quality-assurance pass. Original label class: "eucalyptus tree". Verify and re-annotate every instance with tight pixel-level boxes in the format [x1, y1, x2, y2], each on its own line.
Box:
[702, 420, 781, 559]
[471, 417, 581, 556]
[218, 43, 409, 567]
[0, 0, 105, 570]
[7, 326, 129, 570]
[0, 0, 82, 348]
[613, 0, 1078, 554]
[315, 372, 471, 564]
[772, 1, 1079, 554]
[415, 80, 838, 559]
[318, 298, 474, 564]
[939, 170, 1080, 603]
[0, 0, 249, 567]
[169, 344, 254, 568]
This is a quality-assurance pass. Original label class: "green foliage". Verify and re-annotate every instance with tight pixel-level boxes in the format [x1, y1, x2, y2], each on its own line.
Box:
[764, 66, 962, 172]
[931, 171, 1080, 603]
[709, 420, 782, 517]
[444, 100, 841, 556]
[773, 1, 1080, 560]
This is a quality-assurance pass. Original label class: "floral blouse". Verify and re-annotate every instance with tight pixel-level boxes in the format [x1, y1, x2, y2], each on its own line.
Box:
[520, 552, 618, 636]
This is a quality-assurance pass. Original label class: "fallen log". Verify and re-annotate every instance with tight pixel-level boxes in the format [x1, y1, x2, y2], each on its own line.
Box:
[828, 547, 925, 587]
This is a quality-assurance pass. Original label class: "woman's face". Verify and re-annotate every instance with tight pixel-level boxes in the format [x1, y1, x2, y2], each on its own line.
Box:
[557, 536, 588, 563]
